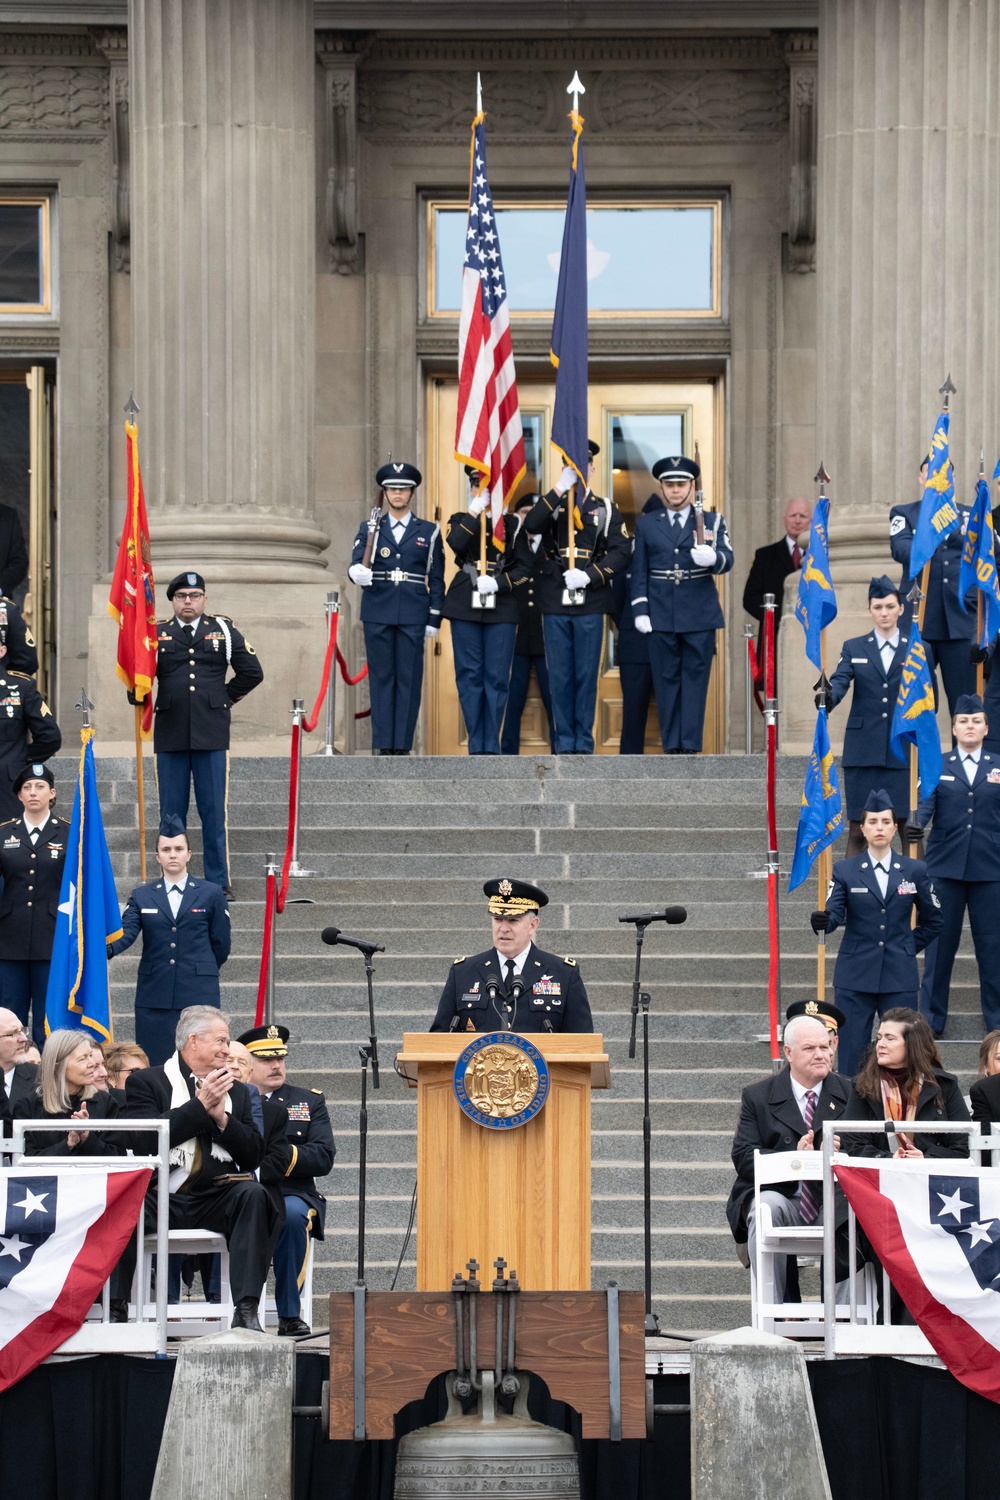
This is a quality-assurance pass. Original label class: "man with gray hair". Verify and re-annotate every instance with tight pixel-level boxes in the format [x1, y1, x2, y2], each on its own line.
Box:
[119, 1005, 278, 1330]
[725, 1005, 850, 1302]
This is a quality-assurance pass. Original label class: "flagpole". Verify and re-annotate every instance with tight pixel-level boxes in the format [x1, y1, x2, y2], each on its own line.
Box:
[813, 463, 832, 1003]
[976, 448, 986, 696]
[134, 703, 147, 882]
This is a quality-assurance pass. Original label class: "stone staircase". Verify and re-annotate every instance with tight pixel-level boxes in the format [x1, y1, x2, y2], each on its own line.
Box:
[66, 751, 986, 1334]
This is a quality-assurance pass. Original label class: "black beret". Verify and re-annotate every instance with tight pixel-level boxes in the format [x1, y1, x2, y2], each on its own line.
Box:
[13, 763, 54, 793]
[166, 571, 207, 600]
[588, 439, 600, 459]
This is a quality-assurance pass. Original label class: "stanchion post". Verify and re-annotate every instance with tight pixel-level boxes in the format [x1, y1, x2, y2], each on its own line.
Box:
[288, 699, 307, 877]
[265, 851, 278, 1025]
[319, 591, 340, 757]
[763, 593, 781, 1066]
[743, 621, 754, 755]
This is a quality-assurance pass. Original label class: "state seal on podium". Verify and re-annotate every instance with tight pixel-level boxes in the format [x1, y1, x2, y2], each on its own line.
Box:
[453, 1032, 550, 1130]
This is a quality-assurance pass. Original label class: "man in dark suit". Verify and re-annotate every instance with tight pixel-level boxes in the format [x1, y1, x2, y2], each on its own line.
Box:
[726, 1006, 850, 1298]
[501, 495, 557, 755]
[0, 1005, 35, 1125]
[0, 762, 66, 1045]
[0, 505, 27, 600]
[121, 1005, 277, 1330]
[742, 497, 813, 636]
[108, 814, 231, 1066]
[152, 571, 263, 893]
[430, 877, 593, 1033]
[240, 1023, 336, 1337]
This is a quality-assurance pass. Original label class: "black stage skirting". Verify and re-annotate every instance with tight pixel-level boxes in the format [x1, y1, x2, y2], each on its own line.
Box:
[2, 1352, 999, 1499]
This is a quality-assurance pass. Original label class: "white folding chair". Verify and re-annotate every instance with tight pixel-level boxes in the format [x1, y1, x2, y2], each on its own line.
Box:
[135, 1228, 234, 1337]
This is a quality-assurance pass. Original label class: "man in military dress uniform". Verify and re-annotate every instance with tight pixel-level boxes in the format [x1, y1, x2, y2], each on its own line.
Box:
[0, 629, 60, 821]
[501, 495, 557, 755]
[523, 441, 629, 754]
[0, 764, 66, 1045]
[631, 455, 734, 754]
[889, 459, 976, 714]
[444, 469, 530, 755]
[614, 496, 665, 755]
[349, 462, 445, 755]
[239, 1023, 336, 1337]
[0, 595, 39, 677]
[431, 878, 593, 1033]
[108, 815, 231, 1066]
[152, 571, 263, 893]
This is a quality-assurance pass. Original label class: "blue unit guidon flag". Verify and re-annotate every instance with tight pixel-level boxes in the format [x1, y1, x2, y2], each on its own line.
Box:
[836, 1160, 1000, 1403]
[0, 1166, 150, 1391]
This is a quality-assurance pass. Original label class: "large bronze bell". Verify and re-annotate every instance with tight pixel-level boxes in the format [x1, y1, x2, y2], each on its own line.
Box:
[393, 1370, 580, 1499]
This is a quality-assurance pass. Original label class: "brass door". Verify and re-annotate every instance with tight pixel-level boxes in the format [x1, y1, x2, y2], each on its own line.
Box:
[424, 377, 725, 756]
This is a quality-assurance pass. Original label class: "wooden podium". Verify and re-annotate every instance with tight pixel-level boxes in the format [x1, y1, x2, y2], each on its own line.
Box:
[396, 1032, 610, 1292]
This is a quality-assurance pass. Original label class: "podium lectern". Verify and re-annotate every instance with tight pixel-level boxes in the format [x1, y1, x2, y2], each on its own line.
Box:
[396, 1032, 610, 1291]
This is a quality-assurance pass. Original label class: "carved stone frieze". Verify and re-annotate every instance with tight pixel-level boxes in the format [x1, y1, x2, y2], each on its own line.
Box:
[0, 32, 105, 60]
[784, 31, 817, 271]
[360, 34, 787, 66]
[0, 66, 109, 132]
[317, 36, 365, 275]
[95, 30, 129, 271]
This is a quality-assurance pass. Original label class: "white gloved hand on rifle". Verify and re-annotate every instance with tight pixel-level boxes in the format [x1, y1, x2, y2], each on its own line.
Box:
[477, 575, 499, 595]
[690, 543, 717, 569]
[563, 568, 590, 591]
[425, 625, 439, 639]
[349, 563, 373, 587]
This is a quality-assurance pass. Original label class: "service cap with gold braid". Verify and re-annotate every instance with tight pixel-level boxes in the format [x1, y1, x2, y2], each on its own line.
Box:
[785, 998, 846, 1035]
[238, 1023, 289, 1058]
[484, 877, 549, 918]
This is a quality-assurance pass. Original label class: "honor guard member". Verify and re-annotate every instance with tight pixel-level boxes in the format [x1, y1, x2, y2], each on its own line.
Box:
[614, 495, 666, 755]
[349, 462, 445, 755]
[907, 694, 1000, 1038]
[889, 458, 976, 714]
[153, 572, 263, 894]
[108, 815, 232, 1066]
[631, 455, 734, 754]
[820, 576, 912, 855]
[443, 469, 531, 755]
[523, 441, 629, 754]
[811, 789, 942, 1078]
[0, 595, 38, 677]
[238, 1023, 336, 1337]
[501, 495, 558, 754]
[0, 628, 60, 821]
[430, 877, 593, 1034]
[0, 764, 67, 1045]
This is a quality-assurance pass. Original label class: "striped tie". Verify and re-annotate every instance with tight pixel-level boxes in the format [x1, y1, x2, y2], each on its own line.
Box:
[799, 1089, 820, 1224]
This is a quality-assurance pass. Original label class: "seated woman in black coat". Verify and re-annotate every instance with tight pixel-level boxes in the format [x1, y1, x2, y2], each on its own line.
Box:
[841, 1007, 970, 1159]
[12, 1028, 122, 1156]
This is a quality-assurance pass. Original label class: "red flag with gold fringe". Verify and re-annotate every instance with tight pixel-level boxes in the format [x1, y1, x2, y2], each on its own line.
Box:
[108, 419, 157, 736]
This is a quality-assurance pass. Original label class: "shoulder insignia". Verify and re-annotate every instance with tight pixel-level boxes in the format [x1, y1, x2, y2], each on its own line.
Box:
[245, 641, 256, 655]
[453, 956, 467, 965]
[563, 956, 577, 967]
[10, 671, 31, 680]
[24, 629, 35, 646]
[310, 1088, 322, 1095]
[216, 615, 232, 622]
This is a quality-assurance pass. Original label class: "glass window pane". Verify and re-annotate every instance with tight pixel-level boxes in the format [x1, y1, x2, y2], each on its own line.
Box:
[508, 412, 545, 506]
[609, 413, 684, 527]
[0, 205, 42, 306]
[434, 203, 718, 316]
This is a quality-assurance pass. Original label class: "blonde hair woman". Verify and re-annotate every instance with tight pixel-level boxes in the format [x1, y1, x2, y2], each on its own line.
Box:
[12, 1029, 122, 1156]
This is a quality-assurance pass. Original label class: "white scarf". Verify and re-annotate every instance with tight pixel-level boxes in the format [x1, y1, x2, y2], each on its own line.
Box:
[165, 1050, 232, 1190]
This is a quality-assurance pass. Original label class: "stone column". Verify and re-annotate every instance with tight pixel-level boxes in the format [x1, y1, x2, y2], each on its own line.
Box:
[780, 0, 1000, 753]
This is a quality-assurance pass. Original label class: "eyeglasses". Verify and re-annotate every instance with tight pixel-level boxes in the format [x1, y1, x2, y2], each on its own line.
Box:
[173, 590, 205, 601]
[0, 1028, 27, 1041]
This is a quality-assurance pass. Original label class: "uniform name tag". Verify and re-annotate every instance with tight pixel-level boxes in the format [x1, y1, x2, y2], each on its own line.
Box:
[897, 881, 917, 895]
[141, 907, 158, 914]
[850, 887, 868, 893]
[3, 837, 18, 848]
[940, 774, 956, 781]
[851, 657, 868, 664]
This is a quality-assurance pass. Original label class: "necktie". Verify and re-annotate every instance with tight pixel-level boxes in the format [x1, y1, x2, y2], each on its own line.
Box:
[504, 959, 516, 992]
[966, 755, 978, 785]
[799, 1091, 820, 1223]
[183, 624, 194, 639]
[671, 514, 680, 529]
[29, 829, 38, 845]
[248, 1084, 265, 1136]
[874, 861, 888, 898]
[791, 543, 802, 569]
[167, 884, 182, 918]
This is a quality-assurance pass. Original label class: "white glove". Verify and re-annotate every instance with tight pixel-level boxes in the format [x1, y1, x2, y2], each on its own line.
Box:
[690, 544, 717, 569]
[563, 568, 590, 591]
[476, 575, 499, 595]
[634, 614, 653, 635]
[468, 490, 489, 516]
[554, 464, 578, 496]
[425, 625, 439, 639]
[349, 563, 373, 587]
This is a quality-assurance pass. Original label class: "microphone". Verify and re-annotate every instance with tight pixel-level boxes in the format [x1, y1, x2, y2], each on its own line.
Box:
[619, 906, 687, 926]
[321, 926, 386, 956]
[448, 1014, 463, 1033]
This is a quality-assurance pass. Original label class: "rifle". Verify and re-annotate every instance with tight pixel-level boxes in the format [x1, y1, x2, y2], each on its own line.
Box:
[361, 492, 384, 569]
[693, 440, 706, 546]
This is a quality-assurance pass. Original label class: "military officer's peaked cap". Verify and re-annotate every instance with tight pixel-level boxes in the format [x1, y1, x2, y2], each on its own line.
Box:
[13, 762, 54, 793]
[868, 574, 900, 600]
[587, 439, 600, 459]
[955, 693, 986, 716]
[158, 813, 187, 840]
[863, 788, 896, 815]
[484, 877, 549, 917]
[785, 997, 847, 1034]
[166, 571, 207, 600]
[376, 460, 422, 490]
[652, 455, 700, 483]
[238, 1023, 290, 1058]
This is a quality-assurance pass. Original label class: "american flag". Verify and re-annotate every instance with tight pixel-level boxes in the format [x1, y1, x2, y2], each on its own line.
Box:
[454, 111, 526, 529]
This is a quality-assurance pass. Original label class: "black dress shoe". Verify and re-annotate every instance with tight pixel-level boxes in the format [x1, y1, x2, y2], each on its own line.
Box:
[277, 1316, 312, 1338]
[109, 1298, 129, 1324]
[231, 1297, 264, 1332]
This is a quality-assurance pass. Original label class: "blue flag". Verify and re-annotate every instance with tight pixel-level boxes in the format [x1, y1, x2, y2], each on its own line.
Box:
[45, 732, 123, 1041]
[910, 410, 961, 577]
[890, 619, 942, 798]
[794, 497, 838, 671]
[958, 474, 1000, 647]
[549, 110, 589, 486]
[788, 709, 843, 892]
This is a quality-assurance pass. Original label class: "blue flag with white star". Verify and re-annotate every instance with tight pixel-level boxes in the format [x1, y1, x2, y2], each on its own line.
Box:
[890, 619, 942, 797]
[788, 707, 843, 891]
[549, 109, 589, 487]
[958, 474, 1000, 647]
[910, 410, 961, 577]
[794, 497, 838, 671]
[44, 732, 122, 1041]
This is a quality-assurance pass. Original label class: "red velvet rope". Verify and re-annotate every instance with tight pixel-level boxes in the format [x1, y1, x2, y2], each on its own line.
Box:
[254, 869, 277, 1027]
[746, 633, 765, 715]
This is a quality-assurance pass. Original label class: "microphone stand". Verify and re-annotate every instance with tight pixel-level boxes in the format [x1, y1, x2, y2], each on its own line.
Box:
[357, 1043, 372, 1285]
[363, 949, 380, 1089]
[626, 918, 658, 1335]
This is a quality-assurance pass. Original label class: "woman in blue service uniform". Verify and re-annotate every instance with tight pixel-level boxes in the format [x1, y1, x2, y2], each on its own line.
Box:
[820, 575, 912, 856]
[630, 455, 734, 754]
[349, 462, 445, 755]
[443, 468, 531, 755]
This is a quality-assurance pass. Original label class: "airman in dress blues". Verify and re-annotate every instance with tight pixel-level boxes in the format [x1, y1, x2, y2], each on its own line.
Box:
[630, 455, 734, 754]
[501, 495, 557, 754]
[153, 572, 263, 894]
[613, 495, 665, 755]
[0, 764, 66, 1045]
[822, 576, 912, 855]
[0, 628, 60, 821]
[812, 790, 942, 1078]
[108, 815, 231, 1066]
[349, 462, 445, 755]
[908, 694, 1000, 1037]
[889, 459, 976, 715]
[239, 1023, 336, 1338]
[443, 469, 531, 755]
[430, 878, 593, 1034]
[523, 441, 630, 754]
